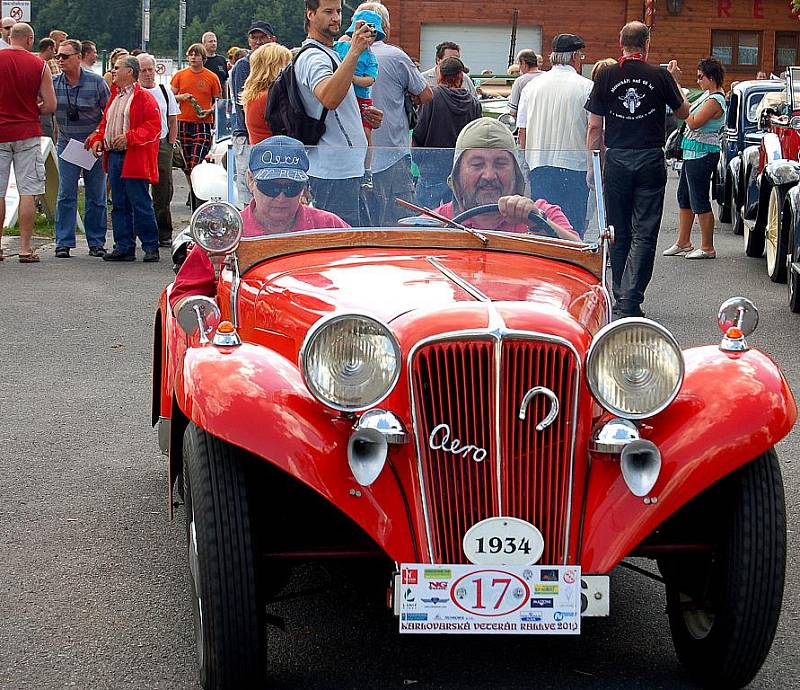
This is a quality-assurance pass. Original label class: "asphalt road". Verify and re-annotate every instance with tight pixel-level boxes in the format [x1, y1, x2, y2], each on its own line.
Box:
[1, 171, 798, 690]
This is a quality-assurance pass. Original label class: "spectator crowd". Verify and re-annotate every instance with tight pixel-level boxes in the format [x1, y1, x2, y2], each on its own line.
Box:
[0, 1, 748, 320]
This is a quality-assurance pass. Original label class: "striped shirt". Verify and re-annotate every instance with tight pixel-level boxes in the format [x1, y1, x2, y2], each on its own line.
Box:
[53, 67, 110, 142]
[104, 83, 135, 148]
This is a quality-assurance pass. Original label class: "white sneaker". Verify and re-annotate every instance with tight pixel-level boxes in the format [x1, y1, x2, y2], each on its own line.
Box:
[663, 243, 693, 256]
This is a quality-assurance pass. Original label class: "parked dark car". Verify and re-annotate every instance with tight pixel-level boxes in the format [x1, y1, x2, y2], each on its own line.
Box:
[713, 79, 782, 227]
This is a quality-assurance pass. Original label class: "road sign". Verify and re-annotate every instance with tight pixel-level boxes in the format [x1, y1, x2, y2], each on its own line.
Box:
[154, 58, 174, 85]
[1, 1, 31, 21]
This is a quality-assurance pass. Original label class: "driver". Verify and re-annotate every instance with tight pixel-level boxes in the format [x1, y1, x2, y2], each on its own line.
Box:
[430, 118, 579, 241]
[170, 136, 349, 309]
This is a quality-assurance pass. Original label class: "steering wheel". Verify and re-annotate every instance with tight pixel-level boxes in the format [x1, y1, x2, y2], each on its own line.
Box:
[451, 204, 555, 236]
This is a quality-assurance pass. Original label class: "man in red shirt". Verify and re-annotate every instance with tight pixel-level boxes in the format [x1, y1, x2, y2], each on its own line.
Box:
[87, 54, 162, 262]
[0, 22, 57, 262]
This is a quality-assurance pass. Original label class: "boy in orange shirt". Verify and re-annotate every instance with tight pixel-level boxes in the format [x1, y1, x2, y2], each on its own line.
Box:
[171, 43, 221, 206]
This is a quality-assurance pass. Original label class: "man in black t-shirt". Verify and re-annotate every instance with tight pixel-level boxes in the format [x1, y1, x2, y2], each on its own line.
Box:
[202, 32, 229, 95]
[585, 21, 688, 318]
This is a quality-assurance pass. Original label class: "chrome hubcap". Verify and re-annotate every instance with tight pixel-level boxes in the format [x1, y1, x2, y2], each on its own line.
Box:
[680, 592, 715, 640]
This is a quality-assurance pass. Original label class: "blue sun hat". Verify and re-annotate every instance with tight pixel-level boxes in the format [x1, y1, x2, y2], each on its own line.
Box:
[345, 9, 386, 42]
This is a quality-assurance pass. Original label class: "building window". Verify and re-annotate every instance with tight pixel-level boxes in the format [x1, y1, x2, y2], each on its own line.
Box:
[775, 33, 799, 75]
[712, 30, 760, 68]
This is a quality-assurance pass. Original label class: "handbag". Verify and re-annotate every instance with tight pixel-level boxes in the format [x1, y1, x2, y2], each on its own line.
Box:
[172, 142, 187, 170]
[665, 122, 685, 161]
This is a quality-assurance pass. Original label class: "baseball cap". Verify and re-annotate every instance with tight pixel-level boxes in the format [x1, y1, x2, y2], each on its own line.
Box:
[552, 33, 585, 52]
[249, 136, 309, 184]
[248, 20, 275, 36]
[1, 17, 15, 28]
[439, 56, 469, 78]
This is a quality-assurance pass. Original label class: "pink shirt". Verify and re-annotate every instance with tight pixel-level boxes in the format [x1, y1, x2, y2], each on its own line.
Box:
[240, 202, 350, 238]
[433, 200, 574, 235]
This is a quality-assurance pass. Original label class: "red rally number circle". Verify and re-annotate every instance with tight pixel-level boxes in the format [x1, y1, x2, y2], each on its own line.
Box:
[450, 569, 531, 617]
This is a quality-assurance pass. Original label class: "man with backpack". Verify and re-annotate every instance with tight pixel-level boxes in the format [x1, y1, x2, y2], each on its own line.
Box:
[290, 0, 383, 226]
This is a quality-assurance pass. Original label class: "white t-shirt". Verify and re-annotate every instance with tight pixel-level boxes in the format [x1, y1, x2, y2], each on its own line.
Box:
[146, 84, 180, 139]
[294, 38, 367, 180]
[0, 38, 9, 50]
[518, 64, 593, 172]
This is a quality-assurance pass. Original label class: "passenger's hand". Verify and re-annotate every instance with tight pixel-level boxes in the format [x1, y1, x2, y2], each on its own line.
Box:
[88, 140, 103, 157]
[362, 106, 383, 129]
[498, 195, 537, 225]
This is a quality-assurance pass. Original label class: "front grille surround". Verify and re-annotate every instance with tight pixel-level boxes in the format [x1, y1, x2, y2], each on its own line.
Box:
[408, 328, 581, 565]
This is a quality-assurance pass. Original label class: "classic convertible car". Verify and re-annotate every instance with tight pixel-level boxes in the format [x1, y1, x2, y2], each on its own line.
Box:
[152, 147, 796, 689]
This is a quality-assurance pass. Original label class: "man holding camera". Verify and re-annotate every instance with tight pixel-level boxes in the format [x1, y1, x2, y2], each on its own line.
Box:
[53, 38, 111, 258]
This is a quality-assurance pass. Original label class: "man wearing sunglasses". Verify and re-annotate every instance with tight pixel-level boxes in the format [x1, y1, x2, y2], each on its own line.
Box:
[53, 38, 111, 258]
[170, 136, 349, 308]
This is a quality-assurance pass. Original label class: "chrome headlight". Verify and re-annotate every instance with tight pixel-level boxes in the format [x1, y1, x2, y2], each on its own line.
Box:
[587, 318, 684, 419]
[190, 201, 242, 254]
[300, 314, 401, 412]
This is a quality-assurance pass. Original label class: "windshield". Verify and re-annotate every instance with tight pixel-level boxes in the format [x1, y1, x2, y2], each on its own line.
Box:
[790, 67, 800, 111]
[210, 142, 605, 247]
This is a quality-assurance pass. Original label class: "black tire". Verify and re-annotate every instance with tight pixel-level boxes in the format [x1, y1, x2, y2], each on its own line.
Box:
[664, 450, 786, 689]
[788, 218, 800, 313]
[744, 185, 766, 257]
[183, 423, 266, 689]
[766, 186, 788, 283]
[717, 174, 731, 223]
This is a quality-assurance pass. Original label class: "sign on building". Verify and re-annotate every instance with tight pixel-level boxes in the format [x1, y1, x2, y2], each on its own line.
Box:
[1, 1, 31, 22]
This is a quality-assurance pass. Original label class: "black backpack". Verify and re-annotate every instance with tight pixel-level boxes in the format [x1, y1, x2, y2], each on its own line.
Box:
[266, 43, 338, 145]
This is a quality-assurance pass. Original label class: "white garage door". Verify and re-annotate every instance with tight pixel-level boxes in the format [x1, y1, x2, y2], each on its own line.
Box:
[420, 23, 542, 76]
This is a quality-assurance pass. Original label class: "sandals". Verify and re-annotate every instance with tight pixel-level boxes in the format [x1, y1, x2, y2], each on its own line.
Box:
[663, 243, 693, 256]
[685, 248, 716, 260]
[18, 252, 40, 263]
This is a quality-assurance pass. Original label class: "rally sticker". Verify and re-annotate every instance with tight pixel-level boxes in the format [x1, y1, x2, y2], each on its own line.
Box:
[399, 564, 581, 634]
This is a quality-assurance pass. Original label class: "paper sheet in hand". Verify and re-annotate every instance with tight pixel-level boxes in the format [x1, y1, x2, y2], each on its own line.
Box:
[59, 138, 98, 170]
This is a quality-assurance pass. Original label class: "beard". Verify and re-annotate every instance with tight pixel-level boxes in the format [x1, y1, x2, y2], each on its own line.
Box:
[460, 179, 505, 211]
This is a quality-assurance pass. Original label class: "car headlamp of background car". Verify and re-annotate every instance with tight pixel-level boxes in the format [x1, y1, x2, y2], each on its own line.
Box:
[586, 318, 684, 419]
[300, 314, 402, 412]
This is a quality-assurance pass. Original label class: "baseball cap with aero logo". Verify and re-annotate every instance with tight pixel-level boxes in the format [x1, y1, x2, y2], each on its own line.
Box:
[248, 136, 309, 182]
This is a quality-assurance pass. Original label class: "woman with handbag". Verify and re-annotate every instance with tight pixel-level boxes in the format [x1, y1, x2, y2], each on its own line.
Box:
[663, 56, 726, 259]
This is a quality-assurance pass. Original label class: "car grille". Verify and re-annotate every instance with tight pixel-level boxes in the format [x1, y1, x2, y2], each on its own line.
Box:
[411, 338, 578, 565]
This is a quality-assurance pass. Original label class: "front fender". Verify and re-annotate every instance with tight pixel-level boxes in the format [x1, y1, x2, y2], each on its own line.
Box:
[580, 346, 796, 573]
[743, 145, 761, 217]
[174, 342, 417, 561]
[729, 155, 742, 205]
[764, 159, 800, 187]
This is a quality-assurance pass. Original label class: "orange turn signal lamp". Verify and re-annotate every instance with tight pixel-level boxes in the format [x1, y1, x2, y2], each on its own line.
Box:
[212, 320, 241, 347]
[725, 326, 743, 339]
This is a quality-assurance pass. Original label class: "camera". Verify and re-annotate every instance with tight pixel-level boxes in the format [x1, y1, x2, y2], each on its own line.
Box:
[67, 104, 80, 122]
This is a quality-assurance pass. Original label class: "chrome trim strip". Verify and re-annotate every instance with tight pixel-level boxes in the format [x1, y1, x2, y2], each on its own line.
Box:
[158, 416, 171, 456]
[407, 320, 582, 565]
[427, 257, 491, 303]
[229, 253, 241, 328]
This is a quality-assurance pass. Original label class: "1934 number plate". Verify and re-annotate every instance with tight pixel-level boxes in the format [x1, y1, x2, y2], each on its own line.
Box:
[462, 517, 544, 566]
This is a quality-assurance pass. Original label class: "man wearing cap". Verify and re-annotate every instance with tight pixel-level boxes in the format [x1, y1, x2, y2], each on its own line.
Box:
[517, 33, 593, 237]
[355, 2, 432, 225]
[585, 21, 688, 318]
[229, 20, 276, 208]
[412, 55, 480, 208]
[0, 17, 14, 49]
[294, 0, 383, 226]
[429, 117, 578, 241]
[169, 135, 349, 309]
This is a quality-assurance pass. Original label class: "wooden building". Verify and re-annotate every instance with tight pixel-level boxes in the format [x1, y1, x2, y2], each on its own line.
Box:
[383, 0, 800, 82]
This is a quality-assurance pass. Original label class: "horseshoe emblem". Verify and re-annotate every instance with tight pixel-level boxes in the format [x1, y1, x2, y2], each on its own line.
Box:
[518, 386, 560, 431]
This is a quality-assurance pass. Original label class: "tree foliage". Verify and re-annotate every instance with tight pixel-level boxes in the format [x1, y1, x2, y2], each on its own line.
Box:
[31, 0, 313, 62]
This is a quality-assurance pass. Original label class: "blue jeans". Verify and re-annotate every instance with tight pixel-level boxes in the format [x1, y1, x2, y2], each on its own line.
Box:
[529, 166, 588, 237]
[55, 137, 108, 248]
[107, 151, 159, 255]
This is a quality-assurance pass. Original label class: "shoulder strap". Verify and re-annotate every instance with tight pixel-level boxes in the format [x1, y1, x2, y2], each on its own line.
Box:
[158, 84, 168, 103]
[292, 42, 338, 123]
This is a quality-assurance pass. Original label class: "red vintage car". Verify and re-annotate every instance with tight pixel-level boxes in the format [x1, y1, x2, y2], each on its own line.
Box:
[152, 148, 796, 690]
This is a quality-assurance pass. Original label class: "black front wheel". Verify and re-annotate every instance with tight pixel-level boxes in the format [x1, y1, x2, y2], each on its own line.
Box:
[788, 218, 800, 313]
[663, 450, 786, 689]
[183, 423, 266, 689]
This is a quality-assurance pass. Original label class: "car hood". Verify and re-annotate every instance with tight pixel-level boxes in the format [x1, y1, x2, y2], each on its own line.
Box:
[245, 249, 607, 355]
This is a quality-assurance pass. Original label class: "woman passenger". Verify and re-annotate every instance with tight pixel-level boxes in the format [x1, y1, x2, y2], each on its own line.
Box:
[240, 43, 292, 146]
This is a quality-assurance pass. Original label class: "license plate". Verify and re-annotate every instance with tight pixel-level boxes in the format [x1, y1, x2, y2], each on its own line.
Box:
[398, 564, 581, 634]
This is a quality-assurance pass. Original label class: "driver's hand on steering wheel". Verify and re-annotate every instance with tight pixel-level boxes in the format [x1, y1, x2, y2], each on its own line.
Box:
[497, 195, 538, 225]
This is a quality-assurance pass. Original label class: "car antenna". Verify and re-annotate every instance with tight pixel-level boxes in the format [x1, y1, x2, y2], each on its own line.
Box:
[395, 198, 489, 245]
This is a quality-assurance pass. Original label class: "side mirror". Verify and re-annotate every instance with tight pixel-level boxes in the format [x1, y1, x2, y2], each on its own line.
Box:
[174, 295, 221, 342]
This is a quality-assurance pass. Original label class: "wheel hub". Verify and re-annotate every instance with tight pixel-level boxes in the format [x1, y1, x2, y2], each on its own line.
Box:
[680, 592, 715, 640]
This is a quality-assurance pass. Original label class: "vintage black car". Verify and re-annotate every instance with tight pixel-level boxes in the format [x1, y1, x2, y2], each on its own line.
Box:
[713, 78, 782, 229]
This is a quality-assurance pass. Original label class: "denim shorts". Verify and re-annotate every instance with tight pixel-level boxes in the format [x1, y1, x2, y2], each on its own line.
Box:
[676, 152, 719, 215]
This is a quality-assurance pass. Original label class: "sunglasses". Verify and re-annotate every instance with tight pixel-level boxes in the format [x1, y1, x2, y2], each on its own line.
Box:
[257, 180, 304, 198]
[56, 52, 77, 60]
